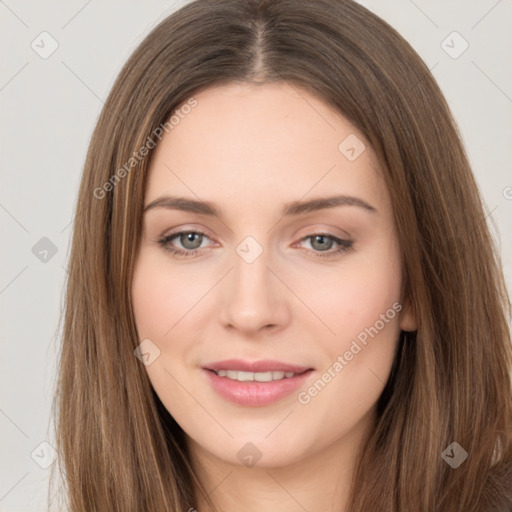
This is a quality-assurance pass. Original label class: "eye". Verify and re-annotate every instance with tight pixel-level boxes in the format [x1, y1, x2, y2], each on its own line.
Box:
[295, 233, 354, 259]
[157, 230, 212, 258]
[157, 230, 353, 259]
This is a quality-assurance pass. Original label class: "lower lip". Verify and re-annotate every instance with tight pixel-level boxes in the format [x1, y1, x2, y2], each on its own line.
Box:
[203, 369, 314, 407]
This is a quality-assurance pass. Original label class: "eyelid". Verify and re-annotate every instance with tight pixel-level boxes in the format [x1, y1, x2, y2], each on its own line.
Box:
[294, 224, 352, 241]
[160, 225, 215, 242]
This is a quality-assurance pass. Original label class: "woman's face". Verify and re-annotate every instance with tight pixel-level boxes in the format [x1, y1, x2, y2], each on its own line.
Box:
[131, 81, 416, 469]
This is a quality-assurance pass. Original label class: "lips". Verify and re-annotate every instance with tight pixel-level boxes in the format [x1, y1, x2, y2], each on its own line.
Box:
[204, 359, 312, 374]
[202, 359, 314, 406]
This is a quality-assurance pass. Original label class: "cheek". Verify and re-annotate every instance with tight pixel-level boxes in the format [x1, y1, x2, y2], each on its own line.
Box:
[131, 253, 201, 414]
[300, 248, 402, 344]
[131, 265, 170, 339]
[295, 238, 402, 395]
[131, 252, 209, 340]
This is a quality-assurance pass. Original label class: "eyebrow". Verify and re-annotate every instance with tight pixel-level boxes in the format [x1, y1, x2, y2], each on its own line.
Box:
[143, 194, 377, 217]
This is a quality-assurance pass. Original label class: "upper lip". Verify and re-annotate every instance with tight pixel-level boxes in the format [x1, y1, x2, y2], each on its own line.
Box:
[204, 359, 313, 373]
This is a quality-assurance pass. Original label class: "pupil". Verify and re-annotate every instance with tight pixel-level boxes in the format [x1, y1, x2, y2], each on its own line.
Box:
[313, 235, 331, 251]
[183, 233, 201, 249]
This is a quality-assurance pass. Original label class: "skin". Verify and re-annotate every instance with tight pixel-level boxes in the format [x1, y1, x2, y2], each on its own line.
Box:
[131, 81, 417, 512]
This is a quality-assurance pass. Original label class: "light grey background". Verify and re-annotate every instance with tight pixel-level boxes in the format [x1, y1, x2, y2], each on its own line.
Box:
[1, 1, 511, 510]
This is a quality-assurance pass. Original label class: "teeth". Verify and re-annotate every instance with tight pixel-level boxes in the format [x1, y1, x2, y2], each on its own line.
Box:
[215, 370, 298, 381]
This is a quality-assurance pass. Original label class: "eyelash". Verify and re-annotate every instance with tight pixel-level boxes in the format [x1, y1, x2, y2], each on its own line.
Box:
[157, 230, 354, 260]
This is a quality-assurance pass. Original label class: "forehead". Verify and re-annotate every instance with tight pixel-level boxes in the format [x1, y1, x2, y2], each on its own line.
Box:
[145, 81, 390, 217]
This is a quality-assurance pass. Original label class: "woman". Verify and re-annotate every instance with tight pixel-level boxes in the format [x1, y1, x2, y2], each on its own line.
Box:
[51, 0, 512, 510]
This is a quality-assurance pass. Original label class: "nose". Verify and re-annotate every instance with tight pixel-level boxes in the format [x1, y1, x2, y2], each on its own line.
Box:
[219, 245, 290, 335]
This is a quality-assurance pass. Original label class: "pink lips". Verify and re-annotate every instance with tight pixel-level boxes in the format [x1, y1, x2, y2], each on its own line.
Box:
[204, 359, 311, 374]
[202, 359, 314, 407]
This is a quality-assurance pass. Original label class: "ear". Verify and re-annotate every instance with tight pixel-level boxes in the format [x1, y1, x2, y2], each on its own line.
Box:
[399, 296, 417, 332]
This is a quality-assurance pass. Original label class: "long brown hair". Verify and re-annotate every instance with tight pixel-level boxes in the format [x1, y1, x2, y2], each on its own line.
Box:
[50, 0, 512, 510]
